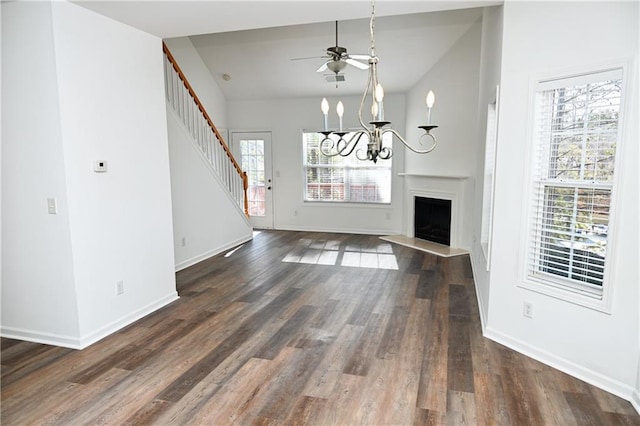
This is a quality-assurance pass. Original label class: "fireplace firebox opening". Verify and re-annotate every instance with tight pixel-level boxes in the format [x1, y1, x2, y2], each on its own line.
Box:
[414, 196, 452, 246]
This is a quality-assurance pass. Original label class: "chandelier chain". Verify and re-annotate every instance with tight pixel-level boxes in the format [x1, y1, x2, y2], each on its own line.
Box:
[369, 0, 376, 57]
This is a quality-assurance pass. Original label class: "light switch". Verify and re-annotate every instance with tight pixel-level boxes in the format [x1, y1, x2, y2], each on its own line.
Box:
[93, 160, 108, 172]
[47, 197, 57, 214]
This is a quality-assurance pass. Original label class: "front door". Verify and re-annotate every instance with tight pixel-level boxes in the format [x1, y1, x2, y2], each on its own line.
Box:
[232, 132, 274, 229]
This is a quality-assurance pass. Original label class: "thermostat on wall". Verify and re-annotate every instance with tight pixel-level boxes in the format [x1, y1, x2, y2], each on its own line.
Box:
[93, 160, 108, 172]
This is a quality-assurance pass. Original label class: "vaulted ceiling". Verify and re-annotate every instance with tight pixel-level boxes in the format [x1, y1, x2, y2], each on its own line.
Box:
[75, 1, 498, 100]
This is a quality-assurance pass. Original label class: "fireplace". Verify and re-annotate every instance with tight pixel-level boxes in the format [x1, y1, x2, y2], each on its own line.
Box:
[414, 196, 452, 246]
[403, 174, 467, 250]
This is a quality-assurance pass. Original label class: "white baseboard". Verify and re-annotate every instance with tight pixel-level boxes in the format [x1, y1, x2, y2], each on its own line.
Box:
[1, 292, 179, 350]
[632, 388, 640, 414]
[468, 248, 488, 332]
[485, 326, 636, 405]
[175, 233, 253, 272]
[77, 292, 179, 349]
[1, 326, 85, 349]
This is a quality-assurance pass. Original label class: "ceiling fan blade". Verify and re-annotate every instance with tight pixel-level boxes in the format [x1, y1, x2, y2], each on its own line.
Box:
[346, 58, 369, 70]
[349, 54, 371, 60]
[316, 62, 329, 73]
[291, 56, 323, 61]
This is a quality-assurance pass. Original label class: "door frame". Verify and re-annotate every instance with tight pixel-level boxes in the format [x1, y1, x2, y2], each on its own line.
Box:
[231, 131, 274, 229]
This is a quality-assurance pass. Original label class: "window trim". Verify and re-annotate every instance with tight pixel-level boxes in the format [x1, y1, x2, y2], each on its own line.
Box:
[518, 62, 630, 313]
[480, 85, 500, 271]
[301, 129, 393, 205]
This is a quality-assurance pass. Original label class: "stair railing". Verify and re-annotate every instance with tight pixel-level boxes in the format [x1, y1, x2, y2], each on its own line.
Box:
[162, 42, 249, 217]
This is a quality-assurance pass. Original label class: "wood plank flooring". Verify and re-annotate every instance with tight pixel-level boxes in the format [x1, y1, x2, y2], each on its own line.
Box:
[2, 230, 639, 425]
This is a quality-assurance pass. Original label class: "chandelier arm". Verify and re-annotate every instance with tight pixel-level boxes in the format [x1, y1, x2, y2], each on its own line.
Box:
[336, 131, 367, 157]
[334, 136, 349, 154]
[320, 131, 369, 158]
[355, 147, 370, 161]
[319, 136, 343, 157]
[387, 128, 438, 154]
[378, 145, 393, 159]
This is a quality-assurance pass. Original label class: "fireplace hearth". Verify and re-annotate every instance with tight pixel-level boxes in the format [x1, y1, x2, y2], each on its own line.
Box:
[414, 196, 452, 246]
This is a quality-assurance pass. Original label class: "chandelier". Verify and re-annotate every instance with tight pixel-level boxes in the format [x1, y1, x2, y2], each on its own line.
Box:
[319, 0, 438, 163]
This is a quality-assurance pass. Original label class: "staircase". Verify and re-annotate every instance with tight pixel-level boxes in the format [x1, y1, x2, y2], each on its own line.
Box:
[162, 42, 248, 217]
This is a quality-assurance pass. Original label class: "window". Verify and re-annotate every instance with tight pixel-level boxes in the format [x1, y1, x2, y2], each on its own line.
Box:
[524, 69, 623, 306]
[302, 131, 392, 203]
[238, 138, 265, 217]
[480, 86, 500, 269]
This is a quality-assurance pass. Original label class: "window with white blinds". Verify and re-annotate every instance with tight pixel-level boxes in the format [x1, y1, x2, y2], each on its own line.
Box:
[526, 69, 622, 301]
[303, 131, 391, 203]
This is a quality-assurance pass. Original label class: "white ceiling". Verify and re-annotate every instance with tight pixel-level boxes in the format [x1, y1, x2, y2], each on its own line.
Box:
[190, 8, 483, 100]
[74, 1, 496, 101]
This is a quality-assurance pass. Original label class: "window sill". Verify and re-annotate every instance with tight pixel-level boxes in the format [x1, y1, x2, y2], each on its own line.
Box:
[302, 200, 392, 208]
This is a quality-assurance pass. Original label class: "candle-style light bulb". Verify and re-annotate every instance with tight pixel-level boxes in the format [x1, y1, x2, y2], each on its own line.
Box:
[336, 101, 344, 132]
[426, 91, 435, 108]
[374, 83, 384, 121]
[321, 97, 329, 130]
[374, 83, 384, 103]
[425, 90, 435, 124]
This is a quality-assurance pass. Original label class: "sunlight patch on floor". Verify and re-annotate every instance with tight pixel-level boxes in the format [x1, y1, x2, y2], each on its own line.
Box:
[224, 244, 245, 257]
[282, 238, 398, 270]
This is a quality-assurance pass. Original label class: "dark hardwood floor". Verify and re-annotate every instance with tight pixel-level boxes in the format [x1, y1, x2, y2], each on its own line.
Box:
[2, 230, 638, 425]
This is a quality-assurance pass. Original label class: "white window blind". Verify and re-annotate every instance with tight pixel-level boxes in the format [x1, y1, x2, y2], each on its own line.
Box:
[303, 131, 392, 203]
[527, 70, 622, 298]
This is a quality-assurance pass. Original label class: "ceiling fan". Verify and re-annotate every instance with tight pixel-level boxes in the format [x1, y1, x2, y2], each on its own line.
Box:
[293, 21, 370, 75]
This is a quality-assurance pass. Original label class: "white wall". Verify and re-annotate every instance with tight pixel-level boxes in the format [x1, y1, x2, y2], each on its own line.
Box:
[1, 1, 81, 345]
[487, 1, 639, 401]
[226, 19, 482, 241]
[2, 1, 179, 348]
[164, 37, 228, 131]
[404, 19, 481, 177]
[403, 19, 482, 248]
[163, 36, 252, 270]
[634, 4, 640, 411]
[167, 109, 253, 270]
[469, 6, 503, 327]
[227, 94, 406, 235]
[51, 1, 178, 344]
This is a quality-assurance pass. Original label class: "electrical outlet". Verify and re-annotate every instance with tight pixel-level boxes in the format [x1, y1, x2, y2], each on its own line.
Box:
[385, 212, 391, 220]
[523, 301, 533, 318]
[116, 280, 124, 296]
[181, 237, 186, 247]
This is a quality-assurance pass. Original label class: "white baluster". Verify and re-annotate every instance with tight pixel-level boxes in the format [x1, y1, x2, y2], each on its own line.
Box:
[172, 67, 177, 110]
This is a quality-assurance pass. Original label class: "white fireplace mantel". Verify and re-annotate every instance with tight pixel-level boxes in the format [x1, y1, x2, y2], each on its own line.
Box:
[398, 172, 469, 180]
[400, 173, 470, 250]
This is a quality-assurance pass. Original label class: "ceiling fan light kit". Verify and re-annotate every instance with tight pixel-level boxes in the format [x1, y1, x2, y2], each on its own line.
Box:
[312, 21, 370, 75]
[318, 0, 439, 163]
[326, 60, 347, 74]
